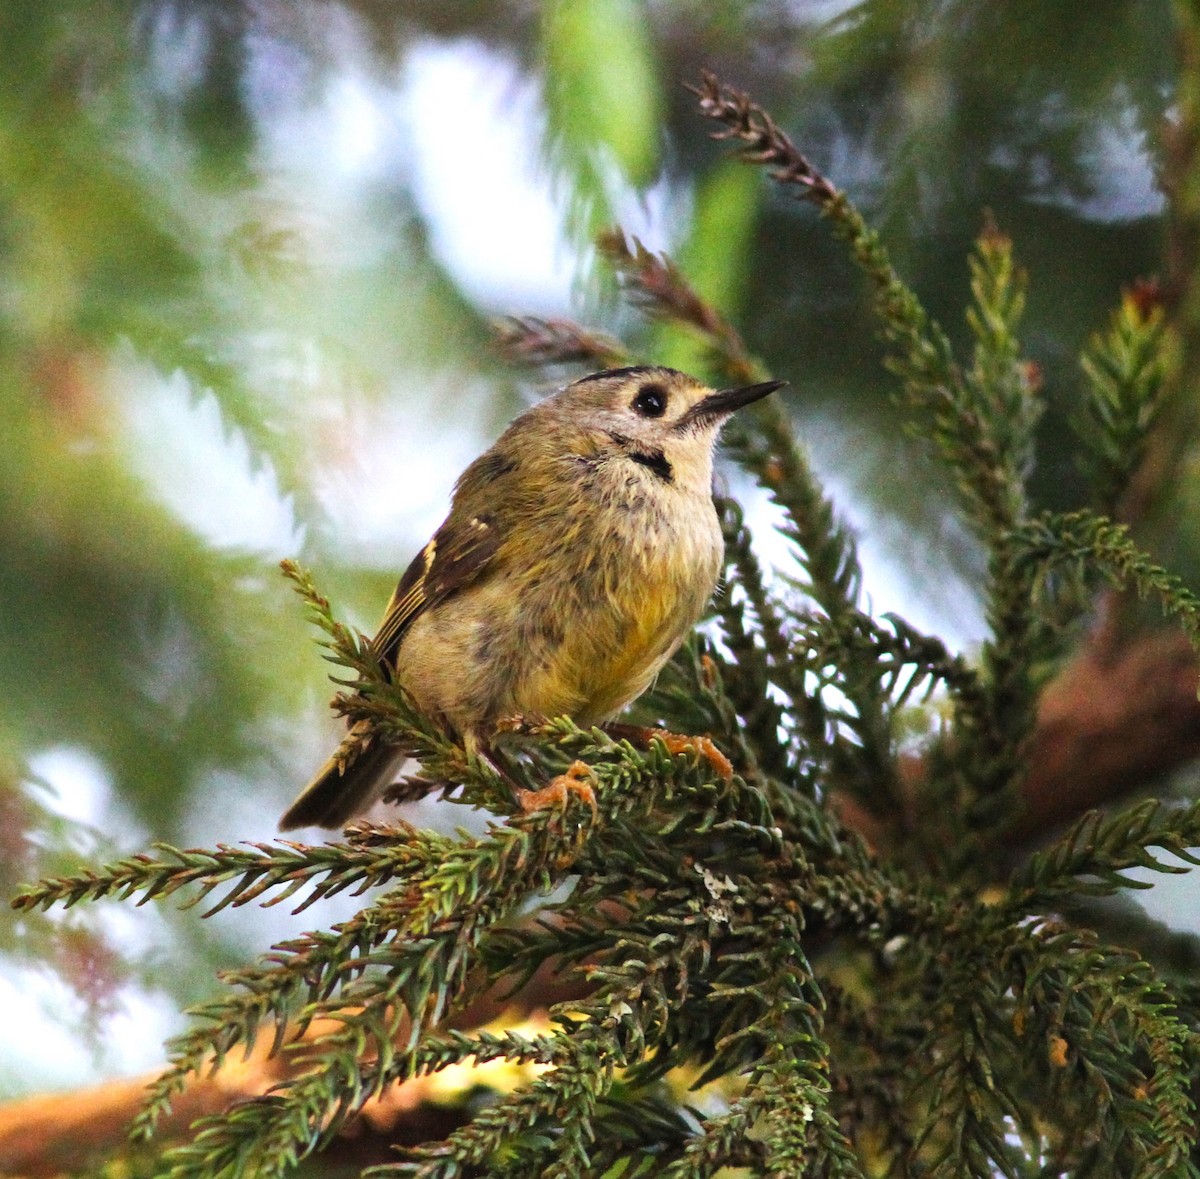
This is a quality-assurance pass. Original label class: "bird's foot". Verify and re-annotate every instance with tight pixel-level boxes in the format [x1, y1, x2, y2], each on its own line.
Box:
[517, 760, 597, 819]
[493, 712, 549, 735]
[604, 724, 733, 782]
[659, 731, 734, 781]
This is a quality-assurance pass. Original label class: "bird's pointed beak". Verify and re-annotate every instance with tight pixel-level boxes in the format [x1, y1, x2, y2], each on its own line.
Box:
[675, 379, 787, 431]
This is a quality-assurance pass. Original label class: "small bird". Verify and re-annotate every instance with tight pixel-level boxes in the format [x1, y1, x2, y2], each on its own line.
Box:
[280, 365, 784, 829]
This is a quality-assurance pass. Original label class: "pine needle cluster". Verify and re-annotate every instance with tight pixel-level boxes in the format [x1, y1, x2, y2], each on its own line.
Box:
[13, 74, 1200, 1177]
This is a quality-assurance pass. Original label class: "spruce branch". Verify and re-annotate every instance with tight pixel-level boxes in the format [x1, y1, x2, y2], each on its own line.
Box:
[146, 732, 778, 1177]
[1076, 284, 1171, 522]
[690, 72, 1014, 539]
[1012, 510, 1200, 652]
[822, 984, 924, 1173]
[280, 558, 384, 683]
[964, 215, 1040, 515]
[1003, 930, 1199, 1175]
[711, 500, 803, 788]
[11, 829, 451, 918]
[375, 956, 691, 1178]
[794, 606, 990, 828]
[151, 811, 602, 1178]
[1012, 799, 1200, 904]
[662, 1105, 763, 1179]
[15, 68, 1200, 1179]
[729, 923, 863, 1179]
[279, 559, 480, 791]
[567, 1095, 697, 1178]
[635, 624, 795, 814]
[691, 73, 1054, 838]
[717, 497, 792, 675]
[904, 915, 1200, 1177]
[964, 219, 1043, 734]
[802, 610, 985, 715]
[134, 823, 551, 1141]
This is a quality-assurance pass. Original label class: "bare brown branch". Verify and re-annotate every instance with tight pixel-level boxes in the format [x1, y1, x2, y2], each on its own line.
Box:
[1015, 628, 1200, 839]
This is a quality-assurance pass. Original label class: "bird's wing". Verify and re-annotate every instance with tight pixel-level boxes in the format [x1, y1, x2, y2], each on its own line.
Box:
[373, 512, 502, 671]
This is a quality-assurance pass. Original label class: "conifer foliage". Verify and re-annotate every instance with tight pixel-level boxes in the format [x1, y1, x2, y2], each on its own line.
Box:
[14, 75, 1200, 1177]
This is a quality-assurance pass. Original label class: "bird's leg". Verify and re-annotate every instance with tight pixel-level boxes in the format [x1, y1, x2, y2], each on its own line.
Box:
[602, 723, 733, 782]
[478, 738, 597, 819]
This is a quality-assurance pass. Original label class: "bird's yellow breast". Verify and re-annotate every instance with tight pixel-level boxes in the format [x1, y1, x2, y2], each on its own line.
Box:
[525, 577, 693, 723]
[397, 448, 723, 738]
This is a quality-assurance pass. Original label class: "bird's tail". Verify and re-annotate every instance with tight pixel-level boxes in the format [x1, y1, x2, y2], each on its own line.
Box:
[279, 724, 404, 830]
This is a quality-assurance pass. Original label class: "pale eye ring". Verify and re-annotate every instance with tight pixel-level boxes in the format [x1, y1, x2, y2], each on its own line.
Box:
[632, 384, 667, 417]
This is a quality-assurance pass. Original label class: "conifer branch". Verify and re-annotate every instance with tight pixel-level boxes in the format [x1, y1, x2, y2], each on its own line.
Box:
[1012, 510, 1200, 651]
[662, 1105, 763, 1179]
[960, 226, 1046, 817]
[803, 611, 985, 714]
[135, 855, 499, 1140]
[691, 74, 1058, 837]
[597, 228, 760, 386]
[690, 72, 1013, 537]
[1003, 931, 1199, 1174]
[279, 560, 481, 791]
[11, 829, 453, 917]
[1075, 284, 1171, 522]
[152, 814, 602, 1177]
[134, 721, 789, 1175]
[717, 432, 880, 791]
[708, 499, 807, 791]
[964, 217, 1040, 522]
[1012, 799, 1200, 903]
[377, 961, 684, 1177]
[730, 922, 863, 1179]
[717, 498, 792, 676]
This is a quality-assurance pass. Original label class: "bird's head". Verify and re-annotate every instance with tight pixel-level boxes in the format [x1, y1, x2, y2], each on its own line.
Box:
[553, 366, 785, 493]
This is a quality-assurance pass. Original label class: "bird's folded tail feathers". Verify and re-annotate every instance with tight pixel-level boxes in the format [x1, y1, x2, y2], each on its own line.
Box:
[279, 724, 403, 830]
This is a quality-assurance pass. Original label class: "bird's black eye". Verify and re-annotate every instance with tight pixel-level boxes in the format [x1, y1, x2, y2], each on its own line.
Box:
[632, 384, 667, 417]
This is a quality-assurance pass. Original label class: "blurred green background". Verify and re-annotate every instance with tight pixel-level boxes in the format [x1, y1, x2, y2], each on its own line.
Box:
[0, 0, 1182, 1096]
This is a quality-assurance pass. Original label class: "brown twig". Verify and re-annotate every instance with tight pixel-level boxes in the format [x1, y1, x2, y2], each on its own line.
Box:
[1015, 627, 1200, 839]
[597, 227, 761, 385]
[688, 70, 840, 209]
[491, 315, 628, 370]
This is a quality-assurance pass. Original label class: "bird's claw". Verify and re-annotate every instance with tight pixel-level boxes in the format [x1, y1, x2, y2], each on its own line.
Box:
[601, 723, 733, 781]
[517, 760, 598, 819]
[654, 730, 734, 781]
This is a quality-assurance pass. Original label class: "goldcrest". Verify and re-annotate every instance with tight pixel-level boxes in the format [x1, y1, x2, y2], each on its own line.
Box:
[280, 365, 783, 829]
